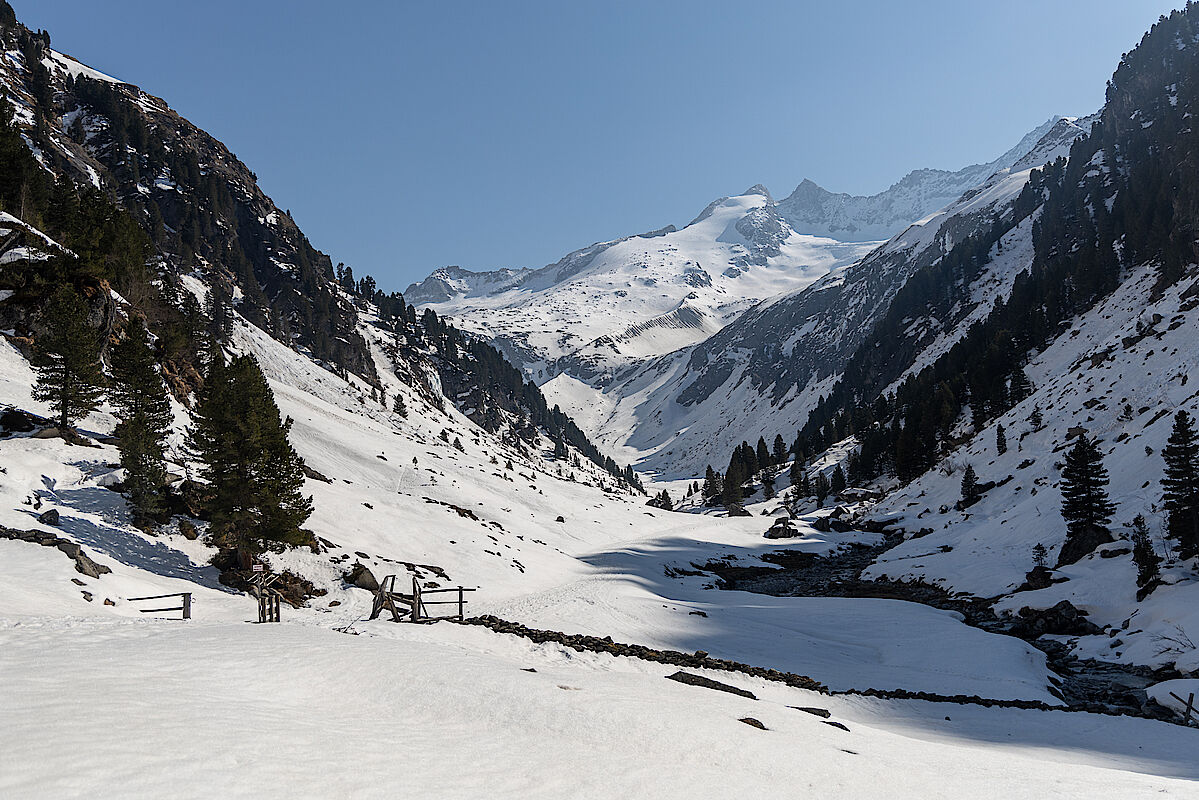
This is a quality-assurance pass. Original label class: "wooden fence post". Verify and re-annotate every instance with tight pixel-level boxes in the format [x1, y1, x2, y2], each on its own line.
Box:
[411, 576, 421, 623]
[182, 593, 192, 620]
[458, 587, 464, 621]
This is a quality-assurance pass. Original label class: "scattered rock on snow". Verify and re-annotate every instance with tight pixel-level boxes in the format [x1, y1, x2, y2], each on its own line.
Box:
[37, 509, 60, 526]
[665, 671, 757, 699]
[342, 563, 380, 592]
[739, 717, 767, 730]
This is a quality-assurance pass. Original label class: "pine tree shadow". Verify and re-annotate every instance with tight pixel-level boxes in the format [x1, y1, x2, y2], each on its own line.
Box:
[33, 483, 231, 592]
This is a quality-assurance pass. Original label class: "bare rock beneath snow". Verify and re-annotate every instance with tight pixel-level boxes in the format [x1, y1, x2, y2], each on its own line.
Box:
[343, 562, 380, 592]
[1011, 600, 1102, 638]
[74, 551, 111, 579]
[790, 706, 831, 718]
[666, 671, 757, 699]
[1056, 524, 1115, 567]
[739, 717, 767, 730]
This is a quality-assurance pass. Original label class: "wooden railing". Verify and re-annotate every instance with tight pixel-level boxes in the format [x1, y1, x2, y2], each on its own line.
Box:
[369, 575, 475, 623]
[127, 592, 192, 620]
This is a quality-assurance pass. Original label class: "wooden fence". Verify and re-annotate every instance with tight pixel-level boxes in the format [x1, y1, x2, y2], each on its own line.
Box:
[369, 575, 475, 623]
[127, 592, 192, 620]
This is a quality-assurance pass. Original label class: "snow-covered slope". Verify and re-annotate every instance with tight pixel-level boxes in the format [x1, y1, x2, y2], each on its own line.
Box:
[863, 264, 1199, 671]
[6, 301, 1199, 795]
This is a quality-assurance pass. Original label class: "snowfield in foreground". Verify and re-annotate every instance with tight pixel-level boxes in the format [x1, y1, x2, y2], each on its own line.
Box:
[2, 620, 1197, 799]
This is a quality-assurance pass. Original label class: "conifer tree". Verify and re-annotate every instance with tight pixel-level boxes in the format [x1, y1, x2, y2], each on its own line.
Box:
[996, 423, 1007, 455]
[789, 454, 805, 487]
[772, 434, 787, 465]
[702, 465, 722, 504]
[961, 464, 980, 504]
[762, 471, 776, 500]
[756, 437, 771, 468]
[1060, 435, 1116, 544]
[1129, 514, 1161, 591]
[830, 465, 846, 496]
[1031, 542, 1048, 568]
[31, 286, 104, 433]
[187, 353, 312, 558]
[797, 468, 811, 499]
[110, 317, 173, 523]
[392, 393, 408, 418]
[814, 472, 830, 506]
[1162, 410, 1199, 558]
[553, 437, 568, 460]
[722, 461, 743, 506]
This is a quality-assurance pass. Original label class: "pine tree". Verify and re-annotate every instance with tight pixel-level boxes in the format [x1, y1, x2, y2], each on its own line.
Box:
[814, 472, 830, 506]
[830, 465, 846, 495]
[187, 354, 313, 557]
[1129, 514, 1161, 591]
[722, 461, 743, 506]
[1162, 410, 1199, 558]
[756, 437, 771, 468]
[797, 468, 811, 499]
[1060, 435, 1116, 548]
[31, 286, 105, 433]
[1032, 542, 1048, 568]
[772, 434, 787, 465]
[789, 454, 804, 488]
[996, 423, 1007, 455]
[453, 437, 465, 452]
[762, 471, 776, 500]
[392, 393, 408, 418]
[960, 464, 980, 503]
[553, 437, 568, 460]
[702, 465, 722, 504]
[110, 317, 173, 523]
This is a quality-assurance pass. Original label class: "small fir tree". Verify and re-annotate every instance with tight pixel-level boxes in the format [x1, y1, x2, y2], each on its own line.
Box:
[1129, 514, 1161, 591]
[996, 423, 1007, 455]
[187, 354, 313, 558]
[392, 394, 408, 417]
[814, 472, 830, 506]
[830, 465, 846, 496]
[961, 464, 980, 504]
[31, 286, 104, 432]
[109, 317, 173, 523]
[1032, 542, 1048, 568]
[772, 434, 788, 465]
[762, 471, 776, 500]
[1060, 435, 1116, 548]
[1162, 410, 1199, 558]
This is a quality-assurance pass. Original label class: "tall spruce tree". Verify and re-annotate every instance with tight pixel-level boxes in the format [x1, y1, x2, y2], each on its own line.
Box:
[187, 353, 312, 558]
[1162, 410, 1199, 557]
[110, 317, 173, 523]
[961, 464, 980, 503]
[1060, 435, 1116, 550]
[772, 434, 787, 465]
[830, 465, 846, 495]
[996, 423, 1007, 455]
[702, 465, 721, 504]
[1129, 514, 1161, 592]
[722, 460, 744, 506]
[814, 472, 830, 506]
[31, 286, 105, 433]
[756, 437, 771, 469]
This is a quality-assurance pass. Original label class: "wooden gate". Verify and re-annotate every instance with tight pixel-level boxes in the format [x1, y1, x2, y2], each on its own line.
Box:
[369, 575, 474, 623]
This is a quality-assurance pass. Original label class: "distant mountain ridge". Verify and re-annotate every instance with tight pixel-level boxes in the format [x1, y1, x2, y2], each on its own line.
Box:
[774, 117, 1065, 241]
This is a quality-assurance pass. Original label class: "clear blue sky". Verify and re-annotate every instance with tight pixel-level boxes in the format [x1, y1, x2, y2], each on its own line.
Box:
[16, 1, 1181, 290]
